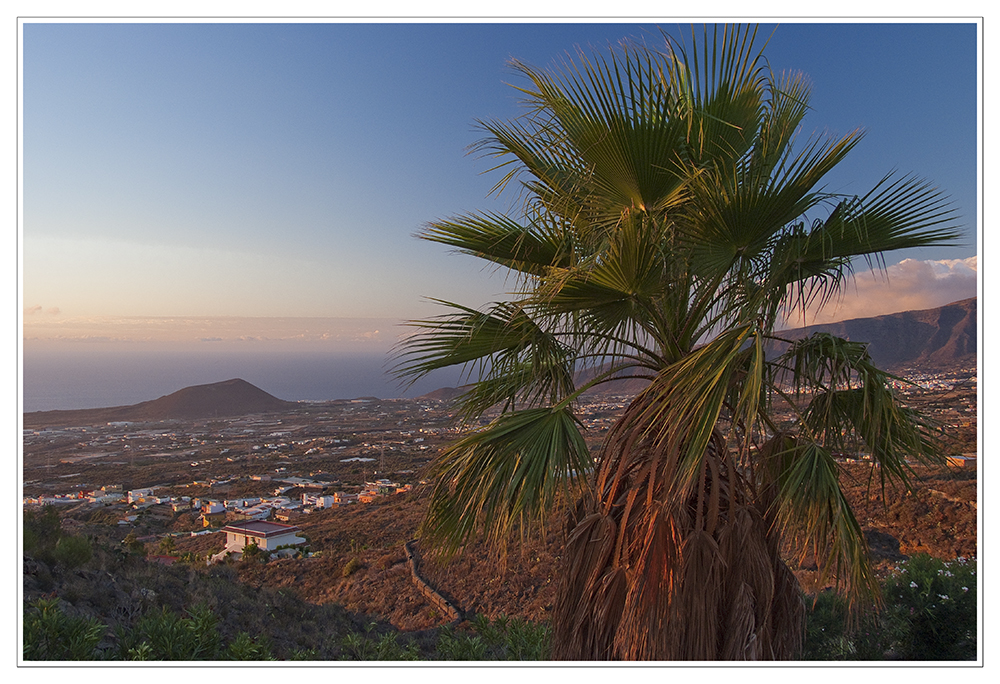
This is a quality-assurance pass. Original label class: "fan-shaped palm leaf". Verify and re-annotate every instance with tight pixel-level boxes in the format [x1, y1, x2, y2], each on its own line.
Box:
[396, 23, 962, 660]
[420, 406, 592, 557]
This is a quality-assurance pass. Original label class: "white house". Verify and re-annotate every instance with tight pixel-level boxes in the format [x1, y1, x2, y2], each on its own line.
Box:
[127, 488, 155, 504]
[233, 506, 272, 521]
[221, 520, 306, 554]
[225, 497, 262, 509]
[301, 493, 337, 509]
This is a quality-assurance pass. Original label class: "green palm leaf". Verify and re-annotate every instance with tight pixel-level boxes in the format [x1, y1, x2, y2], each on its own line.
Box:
[392, 300, 576, 418]
[399, 24, 963, 660]
[760, 437, 879, 607]
[420, 406, 592, 556]
[419, 212, 576, 276]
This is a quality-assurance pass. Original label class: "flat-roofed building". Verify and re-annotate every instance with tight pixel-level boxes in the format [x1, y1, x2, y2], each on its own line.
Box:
[221, 520, 305, 553]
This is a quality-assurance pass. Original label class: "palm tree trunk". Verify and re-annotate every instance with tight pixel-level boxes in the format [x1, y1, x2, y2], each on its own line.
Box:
[552, 391, 804, 660]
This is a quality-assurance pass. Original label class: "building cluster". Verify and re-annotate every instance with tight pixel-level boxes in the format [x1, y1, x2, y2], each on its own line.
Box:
[24, 472, 419, 531]
[23, 484, 125, 507]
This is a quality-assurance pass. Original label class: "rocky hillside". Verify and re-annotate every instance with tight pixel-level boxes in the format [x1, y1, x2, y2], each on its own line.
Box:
[773, 298, 976, 370]
[419, 299, 976, 401]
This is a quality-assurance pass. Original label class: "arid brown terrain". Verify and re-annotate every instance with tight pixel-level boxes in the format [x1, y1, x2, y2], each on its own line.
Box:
[216, 459, 976, 632]
[22, 301, 978, 639]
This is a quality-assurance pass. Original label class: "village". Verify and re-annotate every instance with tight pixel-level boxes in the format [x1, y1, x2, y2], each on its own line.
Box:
[20, 363, 979, 655]
[21, 363, 977, 566]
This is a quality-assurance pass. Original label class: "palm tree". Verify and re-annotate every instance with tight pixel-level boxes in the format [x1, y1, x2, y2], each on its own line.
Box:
[394, 25, 960, 660]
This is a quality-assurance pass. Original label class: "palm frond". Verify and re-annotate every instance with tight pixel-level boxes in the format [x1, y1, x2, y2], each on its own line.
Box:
[749, 69, 813, 180]
[515, 46, 692, 215]
[392, 299, 578, 419]
[660, 24, 769, 170]
[778, 332, 944, 491]
[759, 436, 880, 608]
[418, 212, 576, 276]
[533, 216, 671, 351]
[826, 173, 964, 266]
[613, 323, 758, 500]
[683, 129, 865, 283]
[770, 174, 962, 316]
[419, 407, 592, 557]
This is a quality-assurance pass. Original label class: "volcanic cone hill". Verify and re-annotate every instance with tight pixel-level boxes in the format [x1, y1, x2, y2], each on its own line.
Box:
[24, 378, 296, 428]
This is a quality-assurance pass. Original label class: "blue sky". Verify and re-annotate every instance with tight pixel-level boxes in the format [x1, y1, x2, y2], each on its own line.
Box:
[21, 20, 979, 345]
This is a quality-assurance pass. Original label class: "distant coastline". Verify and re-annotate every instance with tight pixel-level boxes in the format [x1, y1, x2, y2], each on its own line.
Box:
[21, 348, 464, 413]
[22, 297, 976, 413]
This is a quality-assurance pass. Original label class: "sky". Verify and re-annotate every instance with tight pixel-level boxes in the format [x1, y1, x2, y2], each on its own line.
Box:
[19, 18, 980, 353]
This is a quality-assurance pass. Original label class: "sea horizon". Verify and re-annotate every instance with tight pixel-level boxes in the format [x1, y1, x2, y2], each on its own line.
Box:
[21, 346, 466, 413]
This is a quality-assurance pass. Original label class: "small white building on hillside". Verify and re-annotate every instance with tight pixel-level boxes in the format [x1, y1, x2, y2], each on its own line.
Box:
[301, 493, 336, 509]
[221, 521, 305, 554]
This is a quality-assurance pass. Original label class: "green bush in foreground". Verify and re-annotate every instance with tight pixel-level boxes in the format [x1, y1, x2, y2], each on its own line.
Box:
[339, 623, 421, 661]
[803, 554, 977, 661]
[23, 598, 104, 661]
[437, 614, 551, 661]
[114, 604, 224, 660]
[881, 554, 977, 660]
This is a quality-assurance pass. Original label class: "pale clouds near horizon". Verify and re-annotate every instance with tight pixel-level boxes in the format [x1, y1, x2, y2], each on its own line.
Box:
[23, 257, 977, 342]
[22, 315, 399, 351]
[785, 256, 978, 328]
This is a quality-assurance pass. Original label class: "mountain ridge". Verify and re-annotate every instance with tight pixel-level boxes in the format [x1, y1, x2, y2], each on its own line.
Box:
[419, 298, 977, 401]
[22, 299, 976, 423]
[772, 297, 976, 369]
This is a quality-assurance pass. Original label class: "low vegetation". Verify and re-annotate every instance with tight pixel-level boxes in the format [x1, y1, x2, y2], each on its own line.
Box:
[25, 553, 977, 661]
[804, 554, 977, 660]
[22, 594, 552, 661]
[22, 501, 977, 661]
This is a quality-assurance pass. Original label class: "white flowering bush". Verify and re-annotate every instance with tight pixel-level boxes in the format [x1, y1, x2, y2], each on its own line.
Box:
[803, 554, 977, 660]
[881, 553, 977, 660]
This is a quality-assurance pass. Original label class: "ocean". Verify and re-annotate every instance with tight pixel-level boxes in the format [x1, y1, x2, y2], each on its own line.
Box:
[21, 345, 467, 413]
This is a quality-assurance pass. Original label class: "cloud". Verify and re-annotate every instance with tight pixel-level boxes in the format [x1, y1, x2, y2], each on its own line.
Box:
[787, 257, 978, 327]
[21, 315, 402, 351]
[24, 305, 42, 316]
[46, 307, 61, 315]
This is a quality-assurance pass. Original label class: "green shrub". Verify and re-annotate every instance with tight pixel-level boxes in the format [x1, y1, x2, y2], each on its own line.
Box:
[23, 598, 104, 661]
[436, 614, 551, 661]
[53, 535, 93, 569]
[114, 603, 222, 660]
[882, 554, 977, 660]
[224, 632, 276, 660]
[802, 591, 893, 660]
[802, 554, 978, 661]
[158, 536, 177, 555]
[339, 625, 420, 661]
[289, 647, 319, 660]
[241, 542, 265, 563]
[435, 628, 489, 660]
[122, 532, 146, 556]
[23, 506, 63, 561]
